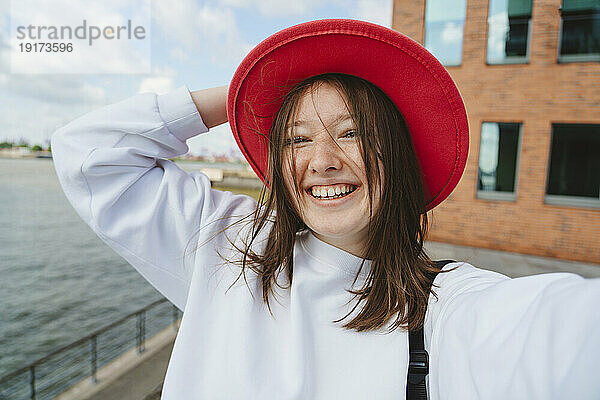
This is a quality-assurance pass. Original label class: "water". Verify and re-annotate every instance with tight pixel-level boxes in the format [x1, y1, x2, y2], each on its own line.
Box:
[0, 157, 210, 378]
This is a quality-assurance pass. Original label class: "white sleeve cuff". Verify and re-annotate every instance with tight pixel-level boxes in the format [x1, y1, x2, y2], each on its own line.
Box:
[157, 85, 209, 142]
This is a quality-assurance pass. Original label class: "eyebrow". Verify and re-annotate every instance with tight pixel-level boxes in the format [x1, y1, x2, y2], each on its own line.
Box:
[286, 114, 355, 130]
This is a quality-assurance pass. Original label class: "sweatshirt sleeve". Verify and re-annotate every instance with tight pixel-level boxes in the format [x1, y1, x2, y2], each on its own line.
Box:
[425, 263, 600, 400]
[50, 85, 258, 310]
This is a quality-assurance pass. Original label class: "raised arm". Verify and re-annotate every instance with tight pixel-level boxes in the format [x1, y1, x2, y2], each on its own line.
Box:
[190, 85, 228, 128]
[51, 85, 257, 310]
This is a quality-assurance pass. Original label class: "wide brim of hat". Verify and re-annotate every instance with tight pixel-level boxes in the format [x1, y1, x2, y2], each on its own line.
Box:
[227, 18, 469, 211]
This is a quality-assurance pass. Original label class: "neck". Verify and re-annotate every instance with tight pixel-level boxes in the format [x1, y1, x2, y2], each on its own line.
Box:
[312, 231, 369, 259]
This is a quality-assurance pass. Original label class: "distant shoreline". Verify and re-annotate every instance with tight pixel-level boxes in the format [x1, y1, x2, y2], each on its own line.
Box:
[0, 153, 53, 159]
[0, 154, 249, 167]
[0, 155, 262, 189]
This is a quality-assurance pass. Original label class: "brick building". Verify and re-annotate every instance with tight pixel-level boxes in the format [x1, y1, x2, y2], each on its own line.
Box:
[392, 0, 600, 263]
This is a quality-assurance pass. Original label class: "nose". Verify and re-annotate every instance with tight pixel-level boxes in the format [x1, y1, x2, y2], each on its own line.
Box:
[306, 136, 343, 174]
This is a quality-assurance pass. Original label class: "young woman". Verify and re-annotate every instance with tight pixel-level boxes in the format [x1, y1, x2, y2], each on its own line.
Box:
[52, 19, 600, 399]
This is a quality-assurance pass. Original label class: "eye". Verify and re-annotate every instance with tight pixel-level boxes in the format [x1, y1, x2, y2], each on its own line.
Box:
[341, 129, 356, 139]
[283, 136, 309, 146]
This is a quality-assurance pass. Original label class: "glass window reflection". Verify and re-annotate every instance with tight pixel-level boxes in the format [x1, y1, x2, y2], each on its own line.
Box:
[547, 124, 600, 199]
[559, 0, 600, 61]
[478, 122, 521, 195]
[487, 0, 532, 64]
[425, 0, 467, 66]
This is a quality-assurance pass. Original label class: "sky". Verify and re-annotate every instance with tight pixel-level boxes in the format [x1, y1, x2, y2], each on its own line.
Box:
[0, 0, 393, 159]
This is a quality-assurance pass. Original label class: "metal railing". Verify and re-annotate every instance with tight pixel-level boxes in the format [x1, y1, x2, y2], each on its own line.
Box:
[0, 298, 181, 400]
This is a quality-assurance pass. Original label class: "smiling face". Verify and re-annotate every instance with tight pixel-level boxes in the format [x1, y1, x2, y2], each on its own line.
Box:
[282, 82, 381, 257]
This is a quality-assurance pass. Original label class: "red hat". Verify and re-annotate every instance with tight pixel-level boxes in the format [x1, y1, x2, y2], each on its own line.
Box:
[227, 18, 469, 211]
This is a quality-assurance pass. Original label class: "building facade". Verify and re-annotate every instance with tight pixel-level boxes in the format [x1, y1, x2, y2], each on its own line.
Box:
[392, 0, 600, 263]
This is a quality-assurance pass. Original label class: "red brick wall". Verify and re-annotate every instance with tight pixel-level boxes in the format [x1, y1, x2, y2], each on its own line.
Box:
[393, 0, 600, 263]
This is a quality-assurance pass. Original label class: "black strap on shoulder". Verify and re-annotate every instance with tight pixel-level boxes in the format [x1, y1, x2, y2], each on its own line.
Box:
[406, 260, 455, 400]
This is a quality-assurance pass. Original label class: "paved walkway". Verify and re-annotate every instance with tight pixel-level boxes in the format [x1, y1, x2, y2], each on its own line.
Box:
[425, 241, 600, 278]
[62, 243, 599, 399]
[55, 324, 177, 400]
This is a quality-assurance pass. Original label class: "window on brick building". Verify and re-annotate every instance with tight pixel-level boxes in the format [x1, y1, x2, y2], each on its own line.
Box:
[558, 0, 600, 62]
[546, 124, 600, 208]
[477, 122, 521, 200]
[424, 0, 467, 66]
[487, 0, 532, 64]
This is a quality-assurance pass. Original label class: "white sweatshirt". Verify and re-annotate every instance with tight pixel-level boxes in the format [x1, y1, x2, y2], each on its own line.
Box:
[51, 85, 600, 400]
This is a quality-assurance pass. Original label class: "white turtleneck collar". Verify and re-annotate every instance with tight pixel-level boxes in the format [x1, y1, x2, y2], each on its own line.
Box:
[296, 230, 371, 279]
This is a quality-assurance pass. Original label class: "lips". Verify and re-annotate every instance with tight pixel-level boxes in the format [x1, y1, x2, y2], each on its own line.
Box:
[308, 184, 358, 199]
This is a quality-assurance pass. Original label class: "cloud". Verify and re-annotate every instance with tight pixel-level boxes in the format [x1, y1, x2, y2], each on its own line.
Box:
[425, 0, 466, 23]
[138, 66, 176, 95]
[170, 47, 189, 62]
[0, 1, 113, 145]
[0, 0, 401, 156]
[349, 0, 392, 26]
[0, 73, 107, 104]
[0, 75, 109, 148]
[479, 123, 499, 173]
[486, 11, 509, 62]
[218, 0, 392, 21]
[187, 122, 243, 158]
[138, 76, 174, 95]
[441, 21, 463, 44]
[220, 0, 323, 17]
[8, 0, 151, 74]
[153, 0, 251, 67]
[0, 8, 107, 105]
[0, 90, 104, 145]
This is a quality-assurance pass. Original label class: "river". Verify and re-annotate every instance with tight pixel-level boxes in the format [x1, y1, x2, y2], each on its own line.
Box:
[0, 157, 248, 378]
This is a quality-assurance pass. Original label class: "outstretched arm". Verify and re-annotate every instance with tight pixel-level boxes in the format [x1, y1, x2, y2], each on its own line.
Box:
[426, 263, 600, 399]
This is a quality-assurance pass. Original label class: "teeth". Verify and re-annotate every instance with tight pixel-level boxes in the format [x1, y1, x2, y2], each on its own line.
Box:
[309, 185, 356, 199]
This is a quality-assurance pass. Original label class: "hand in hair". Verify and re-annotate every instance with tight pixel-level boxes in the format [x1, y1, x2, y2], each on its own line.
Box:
[190, 85, 229, 128]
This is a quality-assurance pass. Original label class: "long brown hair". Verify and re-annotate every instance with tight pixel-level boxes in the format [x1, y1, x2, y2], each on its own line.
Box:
[209, 73, 443, 333]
